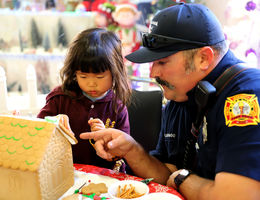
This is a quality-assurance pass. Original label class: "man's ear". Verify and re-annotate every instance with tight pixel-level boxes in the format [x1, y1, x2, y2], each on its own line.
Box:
[197, 46, 214, 71]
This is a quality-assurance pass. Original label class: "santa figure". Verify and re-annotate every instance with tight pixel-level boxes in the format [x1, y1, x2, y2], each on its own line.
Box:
[92, 1, 116, 28]
[80, 0, 97, 11]
[111, 2, 142, 58]
[79, 0, 116, 28]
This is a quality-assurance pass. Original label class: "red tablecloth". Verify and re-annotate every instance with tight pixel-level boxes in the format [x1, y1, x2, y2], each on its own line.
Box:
[74, 164, 184, 200]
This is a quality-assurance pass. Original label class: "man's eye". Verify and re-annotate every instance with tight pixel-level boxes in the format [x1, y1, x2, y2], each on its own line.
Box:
[97, 76, 104, 79]
[158, 61, 166, 65]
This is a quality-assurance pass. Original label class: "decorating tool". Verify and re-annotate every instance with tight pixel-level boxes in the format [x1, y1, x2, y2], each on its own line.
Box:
[74, 182, 86, 194]
[140, 178, 154, 185]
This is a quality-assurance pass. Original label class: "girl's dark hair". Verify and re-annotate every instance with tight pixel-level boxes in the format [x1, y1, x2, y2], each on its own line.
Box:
[60, 28, 131, 113]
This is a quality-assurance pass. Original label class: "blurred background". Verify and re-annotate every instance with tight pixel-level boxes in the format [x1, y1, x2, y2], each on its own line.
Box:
[0, 0, 259, 114]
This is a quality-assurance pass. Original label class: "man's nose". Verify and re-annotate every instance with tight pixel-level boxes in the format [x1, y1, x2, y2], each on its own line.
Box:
[150, 63, 160, 78]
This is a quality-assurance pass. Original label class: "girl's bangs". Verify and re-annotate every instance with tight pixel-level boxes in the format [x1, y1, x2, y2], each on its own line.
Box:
[74, 51, 111, 73]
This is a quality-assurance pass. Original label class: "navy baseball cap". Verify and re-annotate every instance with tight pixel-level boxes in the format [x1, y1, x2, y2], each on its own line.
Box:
[125, 3, 225, 63]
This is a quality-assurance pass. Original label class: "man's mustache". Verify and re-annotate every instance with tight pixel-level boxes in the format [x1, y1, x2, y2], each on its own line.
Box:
[155, 77, 174, 90]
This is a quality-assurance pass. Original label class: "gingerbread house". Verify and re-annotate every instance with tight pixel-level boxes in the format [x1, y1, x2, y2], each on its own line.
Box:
[0, 115, 78, 200]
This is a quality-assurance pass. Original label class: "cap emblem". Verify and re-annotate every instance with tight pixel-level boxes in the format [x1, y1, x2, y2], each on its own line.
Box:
[149, 20, 158, 33]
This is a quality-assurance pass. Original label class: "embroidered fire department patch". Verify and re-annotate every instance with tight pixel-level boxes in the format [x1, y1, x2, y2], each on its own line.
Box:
[224, 94, 260, 127]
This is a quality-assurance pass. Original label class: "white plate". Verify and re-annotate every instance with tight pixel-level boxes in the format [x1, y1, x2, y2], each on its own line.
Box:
[144, 192, 182, 200]
[108, 180, 149, 200]
[59, 170, 119, 199]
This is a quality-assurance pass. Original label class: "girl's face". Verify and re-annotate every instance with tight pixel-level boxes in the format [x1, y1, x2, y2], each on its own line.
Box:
[76, 70, 112, 98]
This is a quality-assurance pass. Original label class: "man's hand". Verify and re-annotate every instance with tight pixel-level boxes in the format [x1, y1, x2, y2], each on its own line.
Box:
[80, 129, 173, 184]
[80, 128, 137, 160]
[166, 170, 260, 200]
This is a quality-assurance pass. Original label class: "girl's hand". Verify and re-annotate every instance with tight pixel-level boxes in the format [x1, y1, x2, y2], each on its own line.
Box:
[88, 118, 105, 132]
[58, 114, 75, 136]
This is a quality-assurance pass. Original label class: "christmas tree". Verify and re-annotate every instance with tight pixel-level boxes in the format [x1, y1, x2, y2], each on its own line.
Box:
[42, 32, 51, 52]
[30, 19, 42, 49]
[57, 19, 68, 48]
[18, 29, 24, 52]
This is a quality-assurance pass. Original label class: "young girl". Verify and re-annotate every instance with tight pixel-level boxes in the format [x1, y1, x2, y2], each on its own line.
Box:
[37, 28, 131, 170]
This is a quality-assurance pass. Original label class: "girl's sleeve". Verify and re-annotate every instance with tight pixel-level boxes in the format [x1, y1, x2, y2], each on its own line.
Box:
[37, 96, 59, 119]
[115, 105, 130, 135]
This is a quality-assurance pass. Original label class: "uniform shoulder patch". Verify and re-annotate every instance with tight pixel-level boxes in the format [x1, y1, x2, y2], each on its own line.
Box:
[224, 94, 260, 127]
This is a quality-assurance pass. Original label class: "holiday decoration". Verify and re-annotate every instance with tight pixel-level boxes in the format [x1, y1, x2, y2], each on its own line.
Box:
[57, 19, 68, 48]
[79, 0, 116, 28]
[75, 2, 87, 12]
[0, 115, 77, 200]
[65, 0, 80, 11]
[2, 0, 13, 9]
[111, 2, 142, 61]
[246, 0, 257, 10]
[42, 32, 51, 52]
[80, 0, 100, 11]
[45, 0, 56, 10]
[224, 0, 260, 68]
[97, 2, 116, 28]
[56, 0, 66, 11]
[30, 19, 42, 49]
[18, 30, 24, 52]
[91, 0, 116, 28]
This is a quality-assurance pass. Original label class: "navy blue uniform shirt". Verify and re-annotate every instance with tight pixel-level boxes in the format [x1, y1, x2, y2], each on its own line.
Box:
[151, 50, 260, 181]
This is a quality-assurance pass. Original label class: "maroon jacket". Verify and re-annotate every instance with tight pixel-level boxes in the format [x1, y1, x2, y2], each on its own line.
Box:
[37, 86, 130, 168]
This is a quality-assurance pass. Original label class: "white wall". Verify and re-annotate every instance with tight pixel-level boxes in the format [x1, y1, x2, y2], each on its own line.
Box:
[205, 0, 229, 25]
